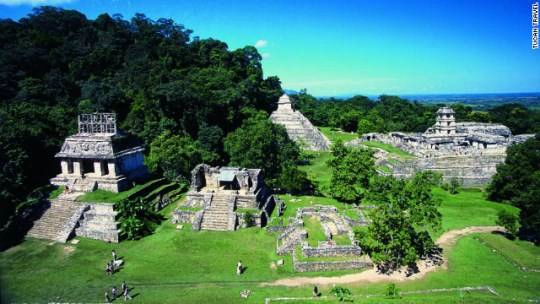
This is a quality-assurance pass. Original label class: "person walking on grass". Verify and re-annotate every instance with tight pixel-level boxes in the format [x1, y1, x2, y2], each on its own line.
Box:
[105, 291, 110, 303]
[111, 286, 117, 300]
[112, 249, 117, 262]
[123, 286, 132, 301]
[236, 260, 243, 275]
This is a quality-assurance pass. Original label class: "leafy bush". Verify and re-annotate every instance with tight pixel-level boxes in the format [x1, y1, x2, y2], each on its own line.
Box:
[331, 286, 352, 302]
[243, 210, 256, 227]
[449, 177, 460, 194]
[386, 283, 401, 299]
[116, 198, 163, 240]
[496, 209, 520, 239]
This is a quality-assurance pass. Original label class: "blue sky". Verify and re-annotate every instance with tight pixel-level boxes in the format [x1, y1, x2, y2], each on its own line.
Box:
[0, 0, 539, 96]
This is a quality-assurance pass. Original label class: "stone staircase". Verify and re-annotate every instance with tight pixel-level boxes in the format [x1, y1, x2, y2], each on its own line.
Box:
[68, 178, 97, 192]
[200, 193, 236, 231]
[27, 197, 88, 243]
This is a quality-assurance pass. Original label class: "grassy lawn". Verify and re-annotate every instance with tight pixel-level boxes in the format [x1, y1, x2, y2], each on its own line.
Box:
[361, 140, 415, 159]
[298, 151, 332, 193]
[304, 217, 327, 246]
[76, 179, 164, 203]
[319, 127, 358, 143]
[433, 188, 519, 237]
[2, 189, 538, 304]
[476, 234, 540, 270]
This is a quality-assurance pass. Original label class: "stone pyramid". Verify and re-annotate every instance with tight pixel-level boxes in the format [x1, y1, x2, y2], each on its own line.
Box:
[270, 94, 331, 151]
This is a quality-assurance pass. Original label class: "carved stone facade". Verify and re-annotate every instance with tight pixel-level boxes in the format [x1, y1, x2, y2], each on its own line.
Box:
[51, 113, 148, 193]
[270, 94, 331, 151]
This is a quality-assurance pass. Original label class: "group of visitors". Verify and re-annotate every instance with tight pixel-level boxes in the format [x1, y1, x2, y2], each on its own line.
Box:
[103, 250, 133, 302]
[104, 281, 132, 303]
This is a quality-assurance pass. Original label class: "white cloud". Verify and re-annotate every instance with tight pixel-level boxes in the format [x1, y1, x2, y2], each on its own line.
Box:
[0, 0, 74, 6]
[254, 39, 267, 48]
[261, 52, 270, 59]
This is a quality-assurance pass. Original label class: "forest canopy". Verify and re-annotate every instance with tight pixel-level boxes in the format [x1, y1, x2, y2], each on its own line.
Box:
[0, 7, 283, 228]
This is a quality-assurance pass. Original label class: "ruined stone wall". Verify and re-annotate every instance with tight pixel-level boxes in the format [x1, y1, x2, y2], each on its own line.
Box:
[302, 245, 362, 257]
[292, 256, 372, 272]
[75, 203, 119, 243]
[392, 154, 505, 187]
[172, 210, 197, 224]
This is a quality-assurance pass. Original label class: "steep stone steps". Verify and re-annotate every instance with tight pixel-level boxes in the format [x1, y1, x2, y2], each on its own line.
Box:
[200, 194, 235, 231]
[270, 102, 331, 151]
[27, 198, 88, 243]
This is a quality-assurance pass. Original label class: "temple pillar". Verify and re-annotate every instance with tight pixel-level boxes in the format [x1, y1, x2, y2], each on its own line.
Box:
[108, 161, 118, 177]
[94, 161, 103, 176]
[60, 160, 69, 175]
[73, 160, 83, 176]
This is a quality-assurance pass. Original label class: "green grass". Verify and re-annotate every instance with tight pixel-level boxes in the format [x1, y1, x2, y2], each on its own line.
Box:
[433, 187, 519, 237]
[76, 179, 162, 203]
[476, 234, 540, 270]
[333, 233, 352, 246]
[361, 140, 415, 159]
[319, 127, 358, 143]
[304, 217, 327, 246]
[48, 186, 64, 199]
[298, 151, 332, 193]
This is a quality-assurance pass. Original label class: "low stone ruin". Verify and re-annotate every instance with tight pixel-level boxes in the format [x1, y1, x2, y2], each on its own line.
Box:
[173, 164, 276, 231]
[274, 205, 372, 272]
[270, 94, 331, 151]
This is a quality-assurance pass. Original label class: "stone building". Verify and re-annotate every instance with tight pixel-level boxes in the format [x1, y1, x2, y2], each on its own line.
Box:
[352, 106, 535, 186]
[173, 164, 276, 231]
[270, 94, 331, 151]
[51, 113, 148, 192]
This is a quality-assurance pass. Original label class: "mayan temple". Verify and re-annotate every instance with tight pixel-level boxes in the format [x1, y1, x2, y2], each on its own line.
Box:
[270, 94, 331, 151]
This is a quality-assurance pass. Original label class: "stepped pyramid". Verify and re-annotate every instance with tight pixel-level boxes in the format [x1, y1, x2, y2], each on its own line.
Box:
[270, 94, 331, 151]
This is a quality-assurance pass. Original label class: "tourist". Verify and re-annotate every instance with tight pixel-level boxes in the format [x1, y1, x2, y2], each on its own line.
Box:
[104, 291, 110, 303]
[106, 261, 112, 276]
[111, 286, 117, 299]
[112, 249, 117, 261]
[236, 260, 243, 275]
[313, 285, 320, 297]
[123, 286, 132, 301]
[121, 281, 126, 292]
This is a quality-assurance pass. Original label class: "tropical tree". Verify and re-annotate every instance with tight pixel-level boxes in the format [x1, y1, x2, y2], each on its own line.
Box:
[357, 172, 441, 272]
[146, 131, 217, 182]
[328, 141, 375, 204]
[488, 134, 540, 241]
[224, 110, 300, 184]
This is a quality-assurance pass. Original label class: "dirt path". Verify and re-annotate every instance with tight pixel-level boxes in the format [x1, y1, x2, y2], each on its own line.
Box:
[264, 226, 504, 287]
